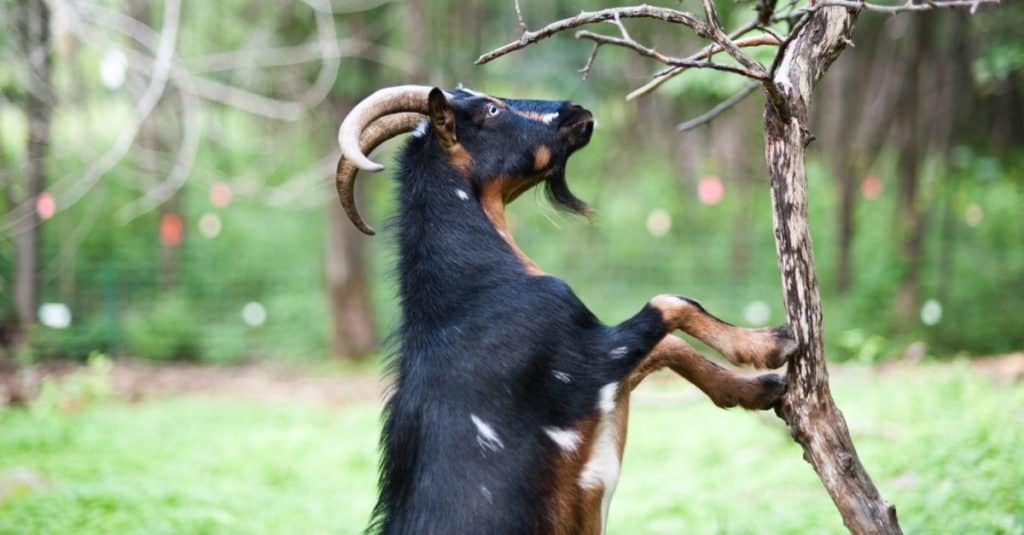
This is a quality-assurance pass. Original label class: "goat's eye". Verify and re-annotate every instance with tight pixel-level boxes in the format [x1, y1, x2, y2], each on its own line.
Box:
[487, 104, 501, 117]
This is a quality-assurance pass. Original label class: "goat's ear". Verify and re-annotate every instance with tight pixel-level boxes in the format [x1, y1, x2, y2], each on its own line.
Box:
[428, 87, 457, 149]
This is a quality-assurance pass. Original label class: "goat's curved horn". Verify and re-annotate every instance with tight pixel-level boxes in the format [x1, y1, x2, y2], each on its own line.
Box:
[336, 112, 425, 235]
[337, 85, 439, 172]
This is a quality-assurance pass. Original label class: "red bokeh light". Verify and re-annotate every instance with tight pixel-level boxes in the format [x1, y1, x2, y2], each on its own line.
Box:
[36, 192, 56, 220]
[861, 175, 883, 200]
[210, 182, 233, 208]
[160, 212, 184, 248]
[698, 176, 724, 205]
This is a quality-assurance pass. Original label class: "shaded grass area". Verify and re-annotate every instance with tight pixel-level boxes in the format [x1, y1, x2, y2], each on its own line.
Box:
[0, 365, 1021, 534]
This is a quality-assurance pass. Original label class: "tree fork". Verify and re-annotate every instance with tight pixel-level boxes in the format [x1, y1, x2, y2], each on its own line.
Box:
[764, 6, 902, 534]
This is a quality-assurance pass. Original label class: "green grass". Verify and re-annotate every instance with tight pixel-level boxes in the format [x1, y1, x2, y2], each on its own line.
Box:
[0, 365, 1021, 534]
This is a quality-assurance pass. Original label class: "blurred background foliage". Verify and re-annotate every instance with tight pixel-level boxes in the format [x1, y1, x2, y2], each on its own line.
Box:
[0, 0, 1022, 367]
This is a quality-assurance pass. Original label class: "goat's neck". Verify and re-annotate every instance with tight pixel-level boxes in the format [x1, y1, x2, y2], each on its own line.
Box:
[395, 164, 540, 323]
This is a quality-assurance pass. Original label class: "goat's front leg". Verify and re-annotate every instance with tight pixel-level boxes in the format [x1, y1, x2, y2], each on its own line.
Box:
[650, 295, 796, 369]
[628, 334, 786, 410]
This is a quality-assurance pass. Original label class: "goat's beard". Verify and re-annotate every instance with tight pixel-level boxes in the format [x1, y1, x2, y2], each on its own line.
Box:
[545, 168, 591, 217]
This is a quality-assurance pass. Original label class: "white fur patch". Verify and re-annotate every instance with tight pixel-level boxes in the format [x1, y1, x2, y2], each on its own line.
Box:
[609, 346, 629, 359]
[543, 426, 582, 454]
[470, 414, 504, 452]
[539, 112, 559, 124]
[552, 370, 572, 383]
[412, 119, 429, 138]
[597, 382, 618, 414]
[455, 188, 469, 201]
[579, 384, 622, 534]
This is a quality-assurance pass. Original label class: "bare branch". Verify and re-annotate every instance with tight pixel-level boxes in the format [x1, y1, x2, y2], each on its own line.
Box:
[626, 21, 758, 100]
[476, 5, 707, 65]
[117, 90, 202, 223]
[575, 30, 767, 80]
[803, 0, 999, 13]
[676, 82, 759, 132]
[699, 0, 768, 78]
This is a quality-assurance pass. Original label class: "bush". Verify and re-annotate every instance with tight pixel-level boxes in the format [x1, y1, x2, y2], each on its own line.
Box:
[122, 296, 202, 361]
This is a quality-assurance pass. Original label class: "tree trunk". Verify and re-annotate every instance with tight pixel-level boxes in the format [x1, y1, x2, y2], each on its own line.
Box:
[12, 0, 52, 334]
[324, 13, 378, 361]
[325, 198, 376, 359]
[764, 6, 903, 534]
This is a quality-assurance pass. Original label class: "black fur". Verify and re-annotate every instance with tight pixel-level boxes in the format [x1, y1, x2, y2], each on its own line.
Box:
[366, 88, 670, 535]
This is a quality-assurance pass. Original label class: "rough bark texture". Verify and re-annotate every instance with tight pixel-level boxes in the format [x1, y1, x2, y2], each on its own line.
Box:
[13, 0, 52, 332]
[764, 6, 903, 534]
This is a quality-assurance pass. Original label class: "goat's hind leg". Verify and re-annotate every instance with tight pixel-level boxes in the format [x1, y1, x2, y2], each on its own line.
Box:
[629, 334, 786, 410]
[650, 295, 797, 369]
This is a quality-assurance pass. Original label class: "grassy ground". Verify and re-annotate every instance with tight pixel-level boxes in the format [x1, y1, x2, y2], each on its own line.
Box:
[0, 363, 1021, 534]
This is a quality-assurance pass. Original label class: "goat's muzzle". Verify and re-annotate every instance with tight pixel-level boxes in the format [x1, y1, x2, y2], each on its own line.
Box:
[559, 104, 595, 152]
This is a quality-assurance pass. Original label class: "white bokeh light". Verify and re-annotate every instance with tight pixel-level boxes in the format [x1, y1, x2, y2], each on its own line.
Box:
[100, 49, 127, 90]
[645, 209, 671, 237]
[38, 303, 72, 329]
[241, 302, 267, 327]
[743, 300, 771, 326]
[920, 299, 942, 326]
[199, 213, 222, 238]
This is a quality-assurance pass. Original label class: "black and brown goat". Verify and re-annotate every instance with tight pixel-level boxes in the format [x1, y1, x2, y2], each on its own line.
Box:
[334, 85, 796, 535]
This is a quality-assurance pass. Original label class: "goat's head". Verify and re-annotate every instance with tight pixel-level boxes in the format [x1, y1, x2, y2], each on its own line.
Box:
[336, 85, 595, 234]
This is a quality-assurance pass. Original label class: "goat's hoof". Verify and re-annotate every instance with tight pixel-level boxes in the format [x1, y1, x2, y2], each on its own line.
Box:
[750, 373, 787, 410]
[762, 325, 798, 369]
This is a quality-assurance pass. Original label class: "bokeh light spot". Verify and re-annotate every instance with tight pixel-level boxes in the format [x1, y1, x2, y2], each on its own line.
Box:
[210, 182, 233, 208]
[160, 213, 184, 248]
[861, 175, 883, 200]
[646, 209, 671, 237]
[920, 299, 942, 326]
[964, 203, 983, 227]
[36, 192, 56, 220]
[242, 302, 267, 327]
[698, 176, 724, 205]
[38, 303, 71, 329]
[743, 301, 771, 326]
[100, 49, 127, 90]
[199, 213, 222, 238]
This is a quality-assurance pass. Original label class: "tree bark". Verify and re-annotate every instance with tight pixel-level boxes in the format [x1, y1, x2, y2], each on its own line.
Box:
[12, 0, 52, 334]
[764, 6, 903, 534]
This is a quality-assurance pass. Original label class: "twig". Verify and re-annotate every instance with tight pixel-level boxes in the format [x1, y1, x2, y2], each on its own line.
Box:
[626, 21, 759, 100]
[576, 30, 767, 79]
[579, 42, 601, 80]
[699, 0, 768, 78]
[476, 5, 707, 64]
[798, 0, 999, 14]
[513, 0, 527, 32]
[676, 82, 760, 132]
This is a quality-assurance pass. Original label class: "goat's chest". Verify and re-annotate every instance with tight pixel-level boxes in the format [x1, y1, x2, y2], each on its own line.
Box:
[546, 382, 630, 535]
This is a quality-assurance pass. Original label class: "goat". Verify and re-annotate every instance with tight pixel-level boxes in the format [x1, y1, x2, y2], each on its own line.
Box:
[334, 85, 797, 535]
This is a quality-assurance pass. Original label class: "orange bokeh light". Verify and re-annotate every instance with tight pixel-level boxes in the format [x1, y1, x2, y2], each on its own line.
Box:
[160, 212, 184, 247]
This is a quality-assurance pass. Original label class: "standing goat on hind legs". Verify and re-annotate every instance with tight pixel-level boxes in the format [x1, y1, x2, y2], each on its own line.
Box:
[334, 85, 797, 535]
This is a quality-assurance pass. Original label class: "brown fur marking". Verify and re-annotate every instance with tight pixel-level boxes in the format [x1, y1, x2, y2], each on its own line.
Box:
[534, 145, 552, 171]
[480, 179, 544, 276]
[447, 143, 474, 176]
